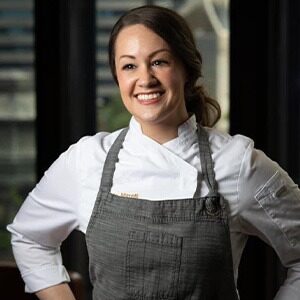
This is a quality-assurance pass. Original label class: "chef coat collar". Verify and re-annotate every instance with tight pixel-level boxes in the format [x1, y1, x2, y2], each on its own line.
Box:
[129, 115, 198, 148]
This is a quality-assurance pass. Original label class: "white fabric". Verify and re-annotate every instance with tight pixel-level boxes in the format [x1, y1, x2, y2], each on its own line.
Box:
[7, 115, 300, 298]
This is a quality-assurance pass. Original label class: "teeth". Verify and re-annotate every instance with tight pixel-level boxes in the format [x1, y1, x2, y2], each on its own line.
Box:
[137, 93, 161, 101]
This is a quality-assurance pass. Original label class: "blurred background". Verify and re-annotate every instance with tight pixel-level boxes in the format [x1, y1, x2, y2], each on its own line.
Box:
[0, 0, 299, 299]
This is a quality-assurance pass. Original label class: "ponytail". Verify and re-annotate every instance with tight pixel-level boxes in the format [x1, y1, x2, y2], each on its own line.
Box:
[185, 85, 221, 127]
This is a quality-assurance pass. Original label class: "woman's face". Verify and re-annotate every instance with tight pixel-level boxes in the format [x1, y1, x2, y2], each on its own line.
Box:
[114, 24, 188, 130]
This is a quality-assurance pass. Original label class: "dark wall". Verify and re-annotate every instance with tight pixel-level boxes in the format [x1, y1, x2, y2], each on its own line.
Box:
[35, 1, 96, 299]
[35, 1, 96, 174]
[230, 0, 300, 299]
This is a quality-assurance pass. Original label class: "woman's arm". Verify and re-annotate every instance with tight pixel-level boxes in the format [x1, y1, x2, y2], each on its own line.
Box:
[237, 142, 300, 299]
[36, 283, 76, 300]
[9, 231, 72, 293]
[7, 142, 81, 293]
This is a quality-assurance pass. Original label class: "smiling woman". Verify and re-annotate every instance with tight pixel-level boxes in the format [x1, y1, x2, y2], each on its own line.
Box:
[114, 24, 188, 143]
[107, 5, 220, 144]
[7, 4, 300, 300]
[108, 5, 221, 130]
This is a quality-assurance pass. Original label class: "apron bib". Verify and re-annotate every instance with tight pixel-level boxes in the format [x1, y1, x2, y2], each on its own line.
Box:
[86, 126, 238, 300]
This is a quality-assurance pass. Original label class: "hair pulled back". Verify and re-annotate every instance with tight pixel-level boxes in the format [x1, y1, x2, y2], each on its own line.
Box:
[108, 5, 221, 127]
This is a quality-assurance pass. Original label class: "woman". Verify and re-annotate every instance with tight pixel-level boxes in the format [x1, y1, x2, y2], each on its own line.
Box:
[8, 5, 300, 300]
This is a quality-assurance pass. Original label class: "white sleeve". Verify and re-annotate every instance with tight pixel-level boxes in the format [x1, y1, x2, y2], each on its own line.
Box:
[7, 139, 84, 293]
[10, 229, 70, 293]
[238, 142, 300, 299]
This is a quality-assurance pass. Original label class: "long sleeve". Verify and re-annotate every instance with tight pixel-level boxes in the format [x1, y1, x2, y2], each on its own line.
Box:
[238, 141, 300, 299]
[7, 140, 83, 293]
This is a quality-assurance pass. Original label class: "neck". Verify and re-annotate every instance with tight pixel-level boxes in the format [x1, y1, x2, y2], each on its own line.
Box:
[138, 115, 190, 144]
[141, 123, 179, 144]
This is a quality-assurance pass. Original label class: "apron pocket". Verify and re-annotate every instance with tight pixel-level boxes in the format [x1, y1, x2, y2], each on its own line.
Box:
[126, 230, 182, 299]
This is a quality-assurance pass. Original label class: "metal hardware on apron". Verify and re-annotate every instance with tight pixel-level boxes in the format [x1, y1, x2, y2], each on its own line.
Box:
[86, 125, 239, 300]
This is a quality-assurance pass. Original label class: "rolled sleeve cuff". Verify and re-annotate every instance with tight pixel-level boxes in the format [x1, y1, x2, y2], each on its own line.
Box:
[23, 265, 70, 293]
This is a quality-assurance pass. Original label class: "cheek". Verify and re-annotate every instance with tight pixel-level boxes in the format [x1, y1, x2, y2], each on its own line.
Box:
[168, 72, 186, 92]
[163, 66, 185, 84]
[117, 76, 135, 112]
[117, 73, 134, 95]
[118, 79, 127, 95]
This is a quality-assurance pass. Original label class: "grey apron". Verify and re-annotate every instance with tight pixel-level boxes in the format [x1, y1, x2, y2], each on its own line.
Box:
[86, 125, 239, 300]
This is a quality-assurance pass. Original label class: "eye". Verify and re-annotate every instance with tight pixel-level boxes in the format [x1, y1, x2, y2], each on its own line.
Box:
[152, 60, 168, 67]
[122, 64, 136, 70]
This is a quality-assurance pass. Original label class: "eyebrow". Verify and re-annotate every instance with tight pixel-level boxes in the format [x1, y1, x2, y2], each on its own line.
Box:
[118, 48, 171, 61]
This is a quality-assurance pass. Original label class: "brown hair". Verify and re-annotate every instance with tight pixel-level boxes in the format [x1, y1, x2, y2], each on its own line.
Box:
[108, 5, 221, 127]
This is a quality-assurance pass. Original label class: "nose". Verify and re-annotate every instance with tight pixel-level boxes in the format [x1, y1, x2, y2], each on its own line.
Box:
[137, 66, 158, 88]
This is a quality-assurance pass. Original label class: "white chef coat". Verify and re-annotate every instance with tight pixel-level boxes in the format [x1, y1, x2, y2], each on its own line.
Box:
[7, 115, 300, 299]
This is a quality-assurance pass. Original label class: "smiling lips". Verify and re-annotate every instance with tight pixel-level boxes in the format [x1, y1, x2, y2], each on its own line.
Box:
[136, 92, 163, 104]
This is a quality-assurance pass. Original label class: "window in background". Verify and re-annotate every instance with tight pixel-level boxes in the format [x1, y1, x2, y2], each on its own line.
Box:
[96, 0, 229, 132]
[0, 0, 35, 260]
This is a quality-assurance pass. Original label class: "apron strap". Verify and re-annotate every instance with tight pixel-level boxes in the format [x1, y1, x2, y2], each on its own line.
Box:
[100, 128, 129, 192]
[193, 171, 203, 198]
[195, 125, 218, 197]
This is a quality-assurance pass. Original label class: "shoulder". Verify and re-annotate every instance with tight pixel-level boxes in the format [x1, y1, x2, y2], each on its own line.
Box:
[62, 128, 125, 179]
[205, 127, 280, 185]
[203, 128, 255, 192]
[204, 128, 283, 217]
[74, 128, 124, 156]
[204, 127, 253, 160]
